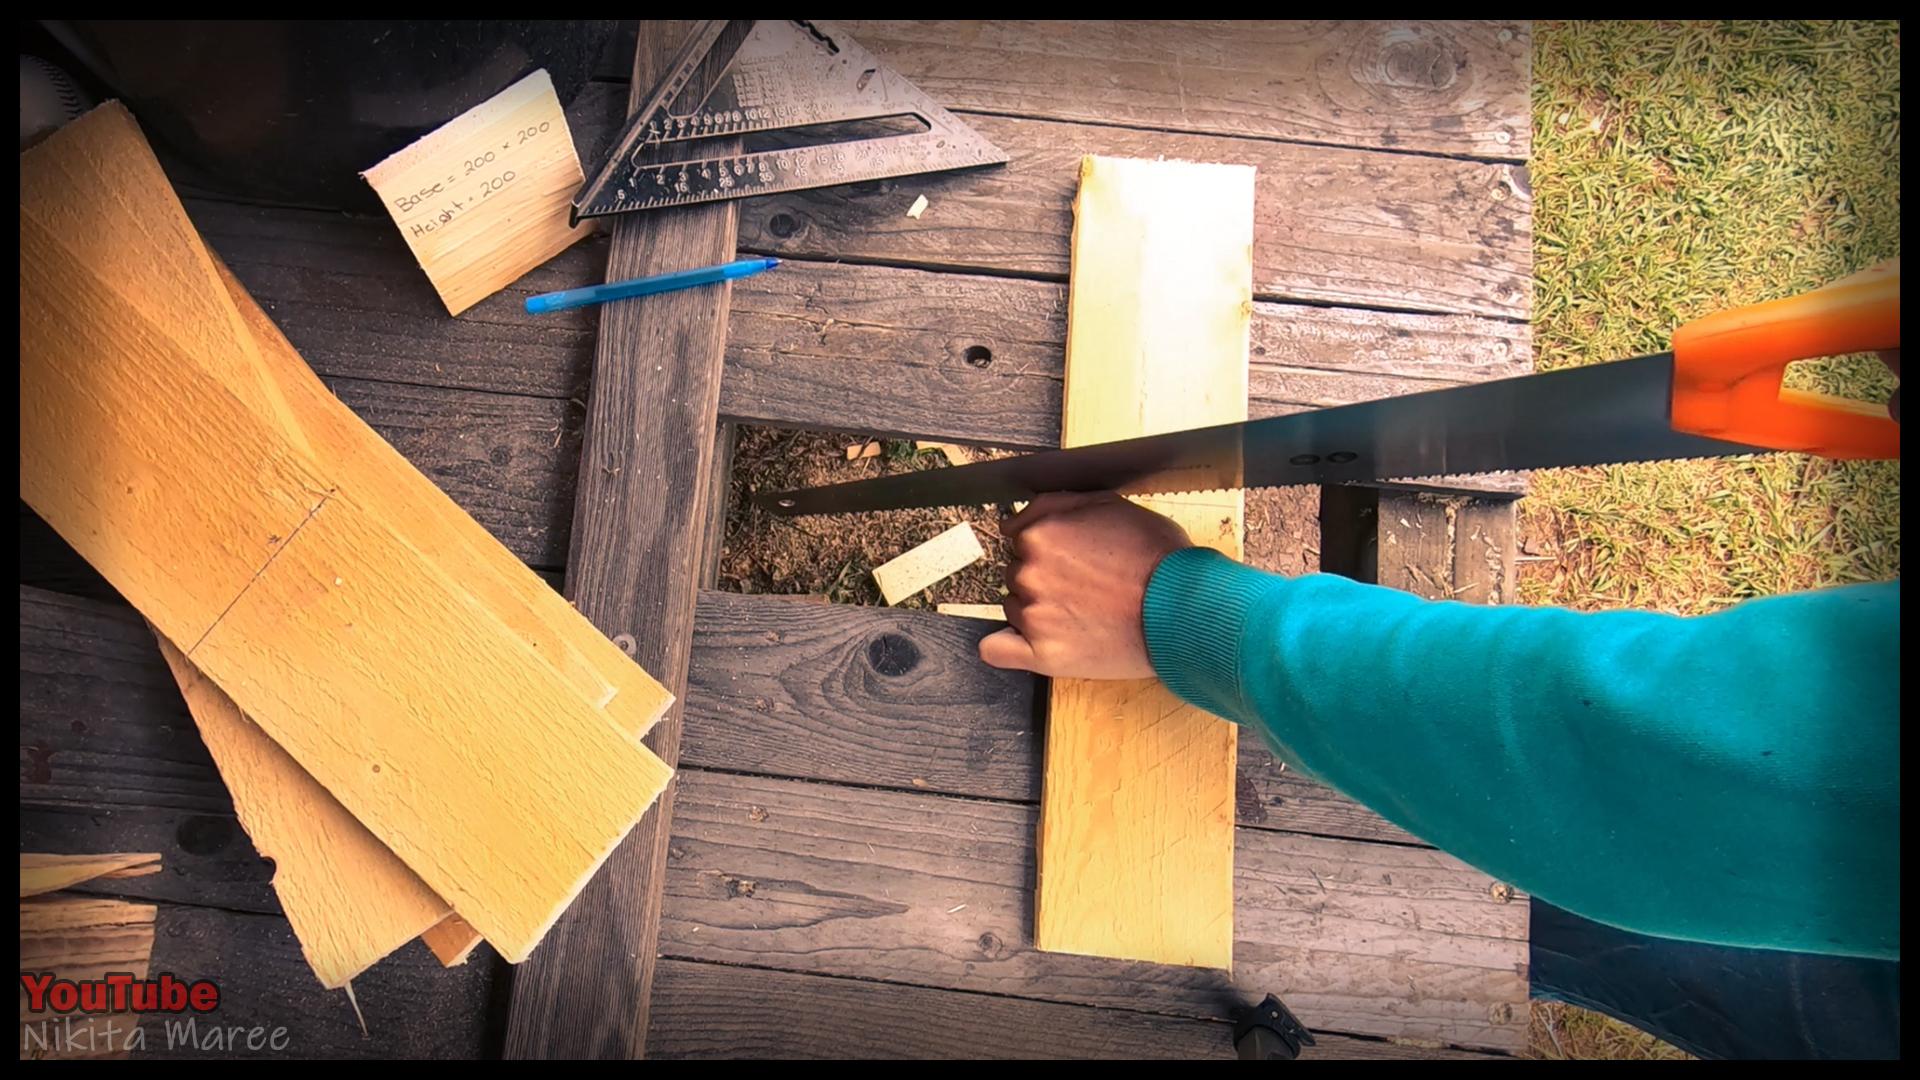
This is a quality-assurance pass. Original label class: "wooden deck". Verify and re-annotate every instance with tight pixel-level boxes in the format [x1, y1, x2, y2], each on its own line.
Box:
[18, 21, 1533, 1058]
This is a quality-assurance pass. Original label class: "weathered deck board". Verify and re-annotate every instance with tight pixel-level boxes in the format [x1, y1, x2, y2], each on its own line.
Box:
[648, 959, 1499, 1059]
[603, 20, 1531, 160]
[192, 200, 1529, 425]
[660, 769, 1529, 1051]
[22, 585, 1521, 1052]
[564, 85, 1530, 318]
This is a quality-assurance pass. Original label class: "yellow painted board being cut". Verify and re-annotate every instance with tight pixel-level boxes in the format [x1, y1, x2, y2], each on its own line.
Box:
[153, 632, 451, 989]
[873, 522, 986, 604]
[21, 105, 674, 965]
[19, 854, 162, 899]
[1034, 155, 1252, 971]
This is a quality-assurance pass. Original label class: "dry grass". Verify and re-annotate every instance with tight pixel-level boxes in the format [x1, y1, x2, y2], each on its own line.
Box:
[1520, 20, 1900, 1058]
[1522, 20, 1901, 615]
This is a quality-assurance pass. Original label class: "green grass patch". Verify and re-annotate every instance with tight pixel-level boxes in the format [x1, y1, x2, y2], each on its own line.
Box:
[1524, 20, 1901, 615]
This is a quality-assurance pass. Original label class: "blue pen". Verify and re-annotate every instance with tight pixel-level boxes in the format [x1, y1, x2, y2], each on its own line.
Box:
[525, 257, 781, 314]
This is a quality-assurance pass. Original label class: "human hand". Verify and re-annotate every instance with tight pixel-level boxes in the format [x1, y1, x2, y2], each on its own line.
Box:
[978, 491, 1193, 679]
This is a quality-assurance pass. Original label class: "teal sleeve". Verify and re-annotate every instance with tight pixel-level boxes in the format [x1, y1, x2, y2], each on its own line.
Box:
[1142, 547, 1900, 960]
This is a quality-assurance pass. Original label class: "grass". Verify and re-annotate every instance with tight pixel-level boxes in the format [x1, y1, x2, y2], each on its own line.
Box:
[1523, 21, 1901, 615]
[1521, 20, 1900, 1059]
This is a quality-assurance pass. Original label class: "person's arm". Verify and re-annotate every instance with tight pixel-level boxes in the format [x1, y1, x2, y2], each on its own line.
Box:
[981, 493, 1899, 960]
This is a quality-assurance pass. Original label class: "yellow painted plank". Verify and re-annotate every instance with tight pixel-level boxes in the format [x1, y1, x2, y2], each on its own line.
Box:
[153, 632, 450, 988]
[1034, 155, 1251, 970]
[18, 854, 161, 899]
[873, 522, 986, 604]
[186, 493, 673, 962]
[21, 106, 674, 964]
[361, 70, 592, 315]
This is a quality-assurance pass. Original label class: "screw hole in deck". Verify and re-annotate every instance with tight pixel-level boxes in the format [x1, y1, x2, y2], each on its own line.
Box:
[964, 345, 993, 368]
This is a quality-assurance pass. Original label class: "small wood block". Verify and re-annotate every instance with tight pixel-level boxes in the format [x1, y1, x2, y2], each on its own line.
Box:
[873, 522, 985, 605]
[915, 440, 975, 465]
[154, 630, 451, 988]
[935, 603, 1006, 620]
[845, 440, 882, 461]
[19, 853, 162, 898]
[362, 70, 590, 315]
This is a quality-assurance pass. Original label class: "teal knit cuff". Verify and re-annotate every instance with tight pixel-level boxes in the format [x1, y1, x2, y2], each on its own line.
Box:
[1142, 547, 1283, 724]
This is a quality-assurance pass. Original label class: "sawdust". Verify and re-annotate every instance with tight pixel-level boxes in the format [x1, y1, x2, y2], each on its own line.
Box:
[719, 426, 1012, 607]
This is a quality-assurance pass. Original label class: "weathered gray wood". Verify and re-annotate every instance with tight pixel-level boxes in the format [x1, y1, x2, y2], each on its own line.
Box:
[565, 85, 1531, 318]
[504, 21, 738, 1060]
[660, 769, 1530, 1051]
[1451, 499, 1521, 606]
[685, 590, 1412, 844]
[20, 803, 276, 915]
[647, 959, 1501, 1059]
[133, 905, 492, 1059]
[602, 21, 1532, 160]
[192, 197, 1529, 433]
[730, 112, 1529, 318]
[1376, 493, 1461, 600]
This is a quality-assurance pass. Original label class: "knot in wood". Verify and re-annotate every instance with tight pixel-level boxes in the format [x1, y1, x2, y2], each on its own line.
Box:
[1373, 29, 1462, 93]
[867, 632, 921, 677]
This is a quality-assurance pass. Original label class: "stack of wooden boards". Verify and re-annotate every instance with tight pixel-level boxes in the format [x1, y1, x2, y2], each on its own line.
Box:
[21, 853, 164, 1059]
[19, 105, 675, 989]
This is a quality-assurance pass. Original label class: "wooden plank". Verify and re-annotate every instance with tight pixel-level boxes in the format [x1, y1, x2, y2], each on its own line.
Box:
[647, 959, 1499, 1060]
[601, 21, 1531, 159]
[842, 21, 1531, 159]
[21, 584, 1412, 847]
[187, 198, 1528, 422]
[361, 69, 591, 315]
[19, 853, 161, 898]
[22, 105, 675, 965]
[660, 769, 1531, 1052]
[152, 631, 451, 989]
[1035, 156, 1249, 970]
[577, 82, 1533, 317]
[873, 522, 987, 604]
[726, 112, 1531, 318]
[504, 21, 739, 1058]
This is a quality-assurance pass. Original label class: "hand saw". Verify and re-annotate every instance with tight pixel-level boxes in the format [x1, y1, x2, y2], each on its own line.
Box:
[574, 20, 1008, 223]
[760, 261, 1900, 516]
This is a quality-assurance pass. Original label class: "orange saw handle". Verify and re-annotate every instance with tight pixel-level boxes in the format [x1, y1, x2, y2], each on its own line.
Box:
[1670, 259, 1899, 459]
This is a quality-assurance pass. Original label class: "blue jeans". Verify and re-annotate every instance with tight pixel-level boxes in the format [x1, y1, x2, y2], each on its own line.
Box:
[1530, 900, 1900, 1060]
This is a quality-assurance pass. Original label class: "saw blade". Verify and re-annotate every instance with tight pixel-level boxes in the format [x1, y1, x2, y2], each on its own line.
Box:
[576, 20, 1009, 220]
[756, 354, 1774, 516]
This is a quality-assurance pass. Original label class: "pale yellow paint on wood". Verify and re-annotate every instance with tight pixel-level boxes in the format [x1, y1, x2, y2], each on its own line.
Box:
[19, 854, 161, 899]
[935, 603, 1006, 620]
[26, 105, 664, 732]
[362, 70, 591, 315]
[845, 440, 882, 460]
[873, 522, 986, 604]
[19, 897, 156, 1060]
[21, 105, 674, 964]
[186, 493, 674, 963]
[422, 914, 485, 968]
[153, 632, 450, 988]
[1034, 155, 1251, 971]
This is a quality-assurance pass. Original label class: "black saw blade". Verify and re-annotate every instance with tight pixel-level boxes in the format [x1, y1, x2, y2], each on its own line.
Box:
[756, 354, 1769, 516]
